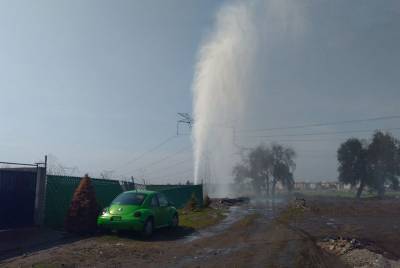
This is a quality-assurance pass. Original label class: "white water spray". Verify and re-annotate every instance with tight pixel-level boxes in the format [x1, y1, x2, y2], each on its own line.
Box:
[192, 0, 305, 196]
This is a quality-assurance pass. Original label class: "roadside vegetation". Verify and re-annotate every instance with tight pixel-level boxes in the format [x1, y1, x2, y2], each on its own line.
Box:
[295, 189, 400, 199]
[276, 202, 306, 225]
[179, 207, 227, 229]
[178, 194, 227, 229]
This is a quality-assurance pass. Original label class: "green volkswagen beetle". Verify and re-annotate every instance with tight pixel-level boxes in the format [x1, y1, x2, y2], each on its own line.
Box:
[97, 190, 178, 236]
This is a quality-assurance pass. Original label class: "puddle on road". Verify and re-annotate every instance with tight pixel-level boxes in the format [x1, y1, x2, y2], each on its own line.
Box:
[183, 199, 288, 243]
[182, 206, 250, 243]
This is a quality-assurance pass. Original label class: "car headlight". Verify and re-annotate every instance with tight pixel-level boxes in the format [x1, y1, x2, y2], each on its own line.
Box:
[102, 207, 109, 215]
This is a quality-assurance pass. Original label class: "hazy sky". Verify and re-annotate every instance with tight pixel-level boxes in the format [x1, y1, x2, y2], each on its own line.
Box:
[0, 0, 399, 183]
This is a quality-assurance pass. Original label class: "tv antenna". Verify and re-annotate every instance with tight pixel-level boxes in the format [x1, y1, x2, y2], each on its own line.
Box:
[177, 113, 193, 135]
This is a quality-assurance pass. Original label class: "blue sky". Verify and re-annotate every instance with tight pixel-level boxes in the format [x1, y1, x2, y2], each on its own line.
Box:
[0, 0, 399, 183]
[0, 0, 222, 182]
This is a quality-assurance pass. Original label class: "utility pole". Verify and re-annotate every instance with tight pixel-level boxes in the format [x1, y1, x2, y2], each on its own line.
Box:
[177, 113, 193, 136]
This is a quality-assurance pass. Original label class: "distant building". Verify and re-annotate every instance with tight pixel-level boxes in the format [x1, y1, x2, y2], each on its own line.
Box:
[294, 180, 347, 191]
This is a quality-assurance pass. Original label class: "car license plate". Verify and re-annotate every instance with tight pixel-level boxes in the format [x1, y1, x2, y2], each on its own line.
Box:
[111, 216, 121, 221]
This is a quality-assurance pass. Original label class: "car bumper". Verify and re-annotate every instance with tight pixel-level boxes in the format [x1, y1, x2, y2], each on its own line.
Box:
[97, 215, 145, 231]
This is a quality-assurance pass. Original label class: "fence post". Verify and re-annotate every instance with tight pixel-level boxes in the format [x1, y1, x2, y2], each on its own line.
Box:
[34, 167, 47, 226]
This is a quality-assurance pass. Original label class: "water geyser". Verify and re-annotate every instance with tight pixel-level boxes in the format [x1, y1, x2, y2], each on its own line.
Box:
[192, 0, 305, 197]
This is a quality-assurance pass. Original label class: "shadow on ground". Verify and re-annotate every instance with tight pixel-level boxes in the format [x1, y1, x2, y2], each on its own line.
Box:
[107, 226, 196, 242]
[0, 225, 196, 262]
[0, 228, 83, 261]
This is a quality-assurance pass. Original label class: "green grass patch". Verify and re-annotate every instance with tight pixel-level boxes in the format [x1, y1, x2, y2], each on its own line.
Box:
[384, 191, 400, 198]
[295, 190, 373, 199]
[179, 207, 227, 230]
[295, 190, 400, 199]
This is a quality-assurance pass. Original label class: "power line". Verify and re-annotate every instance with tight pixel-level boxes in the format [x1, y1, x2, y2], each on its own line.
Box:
[149, 166, 194, 181]
[145, 157, 193, 176]
[112, 135, 177, 172]
[237, 138, 351, 147]
[257, 138, 348, 143]
[170, 168, 194, 179]
[112, 115, 400, 182]
[114, 115, 399, 171]
[236, 115, 400, 133]
[167, 168, 194, 179]
[241, 127, 400, 139]
[121, 145, 191, 176]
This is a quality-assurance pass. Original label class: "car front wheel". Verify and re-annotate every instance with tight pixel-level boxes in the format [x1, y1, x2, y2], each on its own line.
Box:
[170, 214, 179, 228]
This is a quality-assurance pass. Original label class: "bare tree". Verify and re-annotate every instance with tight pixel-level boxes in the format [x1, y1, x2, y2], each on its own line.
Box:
[233, 143, 296, 197]
[270, 144, 296, 197]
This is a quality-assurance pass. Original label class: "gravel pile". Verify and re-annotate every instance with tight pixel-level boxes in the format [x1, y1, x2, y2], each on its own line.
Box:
[318, 236, 400, 268]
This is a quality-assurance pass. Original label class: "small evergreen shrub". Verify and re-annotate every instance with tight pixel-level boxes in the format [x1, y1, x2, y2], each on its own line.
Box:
[203, 195, 212, 208]
[65, 174, 99, 234]
[185, 193, 198, 211]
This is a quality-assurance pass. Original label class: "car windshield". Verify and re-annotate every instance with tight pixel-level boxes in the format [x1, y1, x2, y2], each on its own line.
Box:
[112, 192, 147, 205]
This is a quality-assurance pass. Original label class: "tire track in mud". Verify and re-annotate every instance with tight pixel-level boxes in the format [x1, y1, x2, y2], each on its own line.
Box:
[1, 201, 347, 268]
[182, 206, 252, 243]
[173, 201, 347, 268]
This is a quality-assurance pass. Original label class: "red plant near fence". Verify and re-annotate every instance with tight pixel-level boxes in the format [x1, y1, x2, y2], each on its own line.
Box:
[65, 174, 99, 234]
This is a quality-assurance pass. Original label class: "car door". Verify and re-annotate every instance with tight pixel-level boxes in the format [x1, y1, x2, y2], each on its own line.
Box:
[156, 193, 170, 226]
[150, 195, 163, 228]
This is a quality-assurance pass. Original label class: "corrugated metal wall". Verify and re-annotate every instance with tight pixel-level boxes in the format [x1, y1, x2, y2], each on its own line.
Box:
[44, 175, 123, 228]
[0, 169, 37, 229]
[44, 176, 203, 229]
[146, 184, 203, 209]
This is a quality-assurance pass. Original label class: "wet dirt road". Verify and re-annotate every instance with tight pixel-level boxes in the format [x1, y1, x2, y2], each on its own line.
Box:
[1, 201, 345, 268]
[171, 201, 344, 268]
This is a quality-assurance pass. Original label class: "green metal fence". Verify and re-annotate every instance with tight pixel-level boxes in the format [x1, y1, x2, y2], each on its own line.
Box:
[44, 176, 203, 229]
[44, 175, 123, 228]
[146, 184, 203, 209]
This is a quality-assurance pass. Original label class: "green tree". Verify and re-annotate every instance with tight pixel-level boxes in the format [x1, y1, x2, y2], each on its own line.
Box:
[337, 138, 369, 198]
[270, 144, 296, 196]
[337, 131, 400, 198]
[367, 131, 400, 197]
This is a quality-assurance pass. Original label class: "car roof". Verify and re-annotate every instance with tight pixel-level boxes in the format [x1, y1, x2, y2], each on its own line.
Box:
[123, 189, 157, 195]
